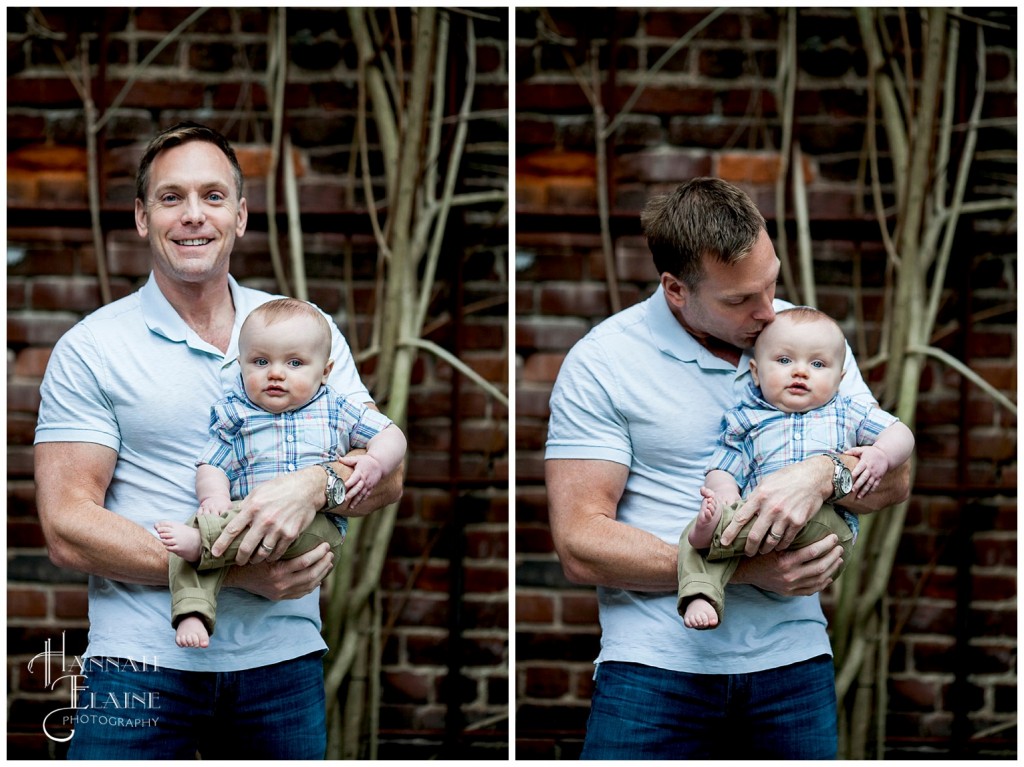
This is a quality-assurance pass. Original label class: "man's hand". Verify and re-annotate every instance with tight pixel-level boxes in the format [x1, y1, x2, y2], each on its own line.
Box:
[224, 542, 334, 600]
[732, 534, 843, 596]
[211, 467, 322, 565]
[719, 457, 831, 556]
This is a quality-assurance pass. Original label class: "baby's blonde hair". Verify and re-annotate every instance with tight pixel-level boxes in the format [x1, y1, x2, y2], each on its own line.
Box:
[241, 298, 332, 355]
[761, 306, 846, 358]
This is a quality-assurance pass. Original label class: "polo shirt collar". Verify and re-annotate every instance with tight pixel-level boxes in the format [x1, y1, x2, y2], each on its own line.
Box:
[646, 285, 745, 373]
[139, 272, 245, 360]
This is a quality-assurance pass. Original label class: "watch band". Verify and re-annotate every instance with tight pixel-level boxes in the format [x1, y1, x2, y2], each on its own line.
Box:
[319, 462, 345, 511]
[825, 453, 850, 504]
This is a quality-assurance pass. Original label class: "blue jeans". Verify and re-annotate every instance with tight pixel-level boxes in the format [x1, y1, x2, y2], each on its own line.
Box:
[67, 653, 326, 760]
[581, 656, 838, 759]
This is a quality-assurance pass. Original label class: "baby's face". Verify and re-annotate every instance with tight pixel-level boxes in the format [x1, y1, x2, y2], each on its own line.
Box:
[239, 315, 331, 413]
[750, 316, 845, 414]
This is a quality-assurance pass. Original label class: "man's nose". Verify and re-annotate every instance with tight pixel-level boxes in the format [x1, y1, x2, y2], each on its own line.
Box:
[181, 193, 206, 224]
[753, 295, 775, 322]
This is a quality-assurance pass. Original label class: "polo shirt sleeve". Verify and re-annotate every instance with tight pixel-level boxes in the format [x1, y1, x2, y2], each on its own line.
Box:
[839, 342, 876, 405]
[545, 338, 632, 467]
[325, 318, 372, 405]
[35, 323, 121, 451]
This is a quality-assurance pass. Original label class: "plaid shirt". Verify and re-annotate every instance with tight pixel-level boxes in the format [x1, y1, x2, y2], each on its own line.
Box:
[197, 379, 392, 502]
[708, 384, 898, 535]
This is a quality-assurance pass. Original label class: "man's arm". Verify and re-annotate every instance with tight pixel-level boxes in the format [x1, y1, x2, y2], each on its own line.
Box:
[214, 399, 406, 566]
[546, 458, 678, 591]
[721, 453, 912, 556]
[35, 442, 169, 585]
[35, 441, 332, 600]
[546, 458, 843, 597]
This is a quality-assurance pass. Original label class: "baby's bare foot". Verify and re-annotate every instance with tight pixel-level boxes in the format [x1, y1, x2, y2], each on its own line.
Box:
[175, 615, 210, 648]
[683, 598, 719, 630]
[688, 491, 722, 549]
[154, 520, 202, 563]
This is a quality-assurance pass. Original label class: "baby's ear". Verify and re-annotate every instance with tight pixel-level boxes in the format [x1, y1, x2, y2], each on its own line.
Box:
[749, 358, 760, 387]
[322, 359, 335, 383]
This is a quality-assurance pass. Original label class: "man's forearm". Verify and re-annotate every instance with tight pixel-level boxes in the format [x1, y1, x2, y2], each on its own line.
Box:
[840, 456, 911, 514]
[331, 457, 404, 517]
[557, 515, 680, 592]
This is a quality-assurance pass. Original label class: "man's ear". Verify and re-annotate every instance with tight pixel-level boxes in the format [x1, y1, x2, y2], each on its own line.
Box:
[235, 197, 249, 237]
[134, 198, 149, 239]
[660, 272, 690, 310]
[749, 358, 760, 387]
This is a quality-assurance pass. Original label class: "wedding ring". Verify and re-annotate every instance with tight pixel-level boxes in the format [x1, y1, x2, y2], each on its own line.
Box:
[767, 529, 783, 540]
[260, 542, 275, 552]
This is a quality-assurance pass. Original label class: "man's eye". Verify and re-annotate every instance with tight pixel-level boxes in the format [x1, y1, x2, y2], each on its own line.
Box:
[208, 193, 224, 202]
[161, 194, 180, 204]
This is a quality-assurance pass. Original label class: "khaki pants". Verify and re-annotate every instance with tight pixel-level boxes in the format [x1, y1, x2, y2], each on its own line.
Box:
[676, 500, 855, 625]
[169, 502, 344, 636]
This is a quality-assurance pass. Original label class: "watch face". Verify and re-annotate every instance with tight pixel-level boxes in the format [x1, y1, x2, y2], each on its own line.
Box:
[329, 482, 346, 505]
[839, 470, 854, 495]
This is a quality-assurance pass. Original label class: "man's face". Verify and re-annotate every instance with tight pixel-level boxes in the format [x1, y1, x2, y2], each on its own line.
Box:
[666, 228, 780, 350]
[239, 315, 333, 414]
[750, 315, 846, 413]
[134, 140, 247, 287]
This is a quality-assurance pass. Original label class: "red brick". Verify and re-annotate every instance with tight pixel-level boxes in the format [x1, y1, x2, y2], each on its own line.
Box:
[7, 521, 46, 549]
[7, 414, 37, 446]
[546, 177, 597, 210]
[521, 353, 566, 384]
[525, 666, 568, 698]
[7, 381, 42, 414]
[13, 348, 51, 378]
[54, 589, 89, 619]
[7, 589, 47, 618]
[517, 593, 555, 624]
[7, 314, 78, 346]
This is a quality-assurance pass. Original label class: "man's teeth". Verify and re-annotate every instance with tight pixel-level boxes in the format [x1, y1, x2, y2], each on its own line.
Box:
[178, 239, 210, 246]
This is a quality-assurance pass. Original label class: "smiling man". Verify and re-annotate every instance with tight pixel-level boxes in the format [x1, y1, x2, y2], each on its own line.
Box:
[34, 122, 403, 759]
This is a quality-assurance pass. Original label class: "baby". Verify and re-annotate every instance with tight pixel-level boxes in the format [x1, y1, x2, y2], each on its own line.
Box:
[677, 307, 914, 629]
[156, 298, 406, 648]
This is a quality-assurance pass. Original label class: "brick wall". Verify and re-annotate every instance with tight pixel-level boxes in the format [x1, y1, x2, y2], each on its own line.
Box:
[515, 8, 1016, 759]
[7, 7, 508, 760]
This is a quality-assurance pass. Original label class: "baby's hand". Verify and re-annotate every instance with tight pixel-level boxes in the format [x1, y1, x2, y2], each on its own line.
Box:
[844, 445, 889, 498]
[338, 454, 385, 509]
[198, 498, 232, 516]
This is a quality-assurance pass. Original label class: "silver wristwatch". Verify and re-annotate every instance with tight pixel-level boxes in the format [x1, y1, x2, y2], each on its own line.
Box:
[825, 454, 853, 504]
[318, 462, 346, 511]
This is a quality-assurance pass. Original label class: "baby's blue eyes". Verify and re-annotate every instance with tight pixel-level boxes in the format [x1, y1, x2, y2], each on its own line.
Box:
[776, 357, 825, 368]
[252, 359, 303, 367]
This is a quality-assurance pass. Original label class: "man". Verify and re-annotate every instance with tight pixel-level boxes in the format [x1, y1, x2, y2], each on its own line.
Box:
[34, 122, 403, 759]
[545, 177, 910, 759]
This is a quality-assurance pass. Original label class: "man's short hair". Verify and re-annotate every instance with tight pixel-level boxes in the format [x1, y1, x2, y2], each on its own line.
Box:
[135, 121, 244, 203]
[641, 177, 766, 289]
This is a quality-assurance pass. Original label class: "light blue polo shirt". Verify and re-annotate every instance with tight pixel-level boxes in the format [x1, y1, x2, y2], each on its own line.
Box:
[546, 287, 873, 675]
[35, 274, 370, 671]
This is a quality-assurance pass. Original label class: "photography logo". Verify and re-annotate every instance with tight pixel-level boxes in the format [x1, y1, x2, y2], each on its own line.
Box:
[28, 632, 160, 743]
